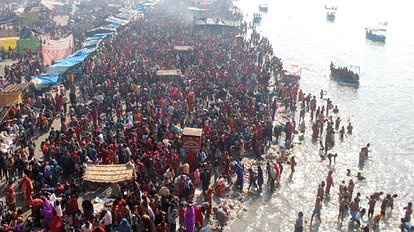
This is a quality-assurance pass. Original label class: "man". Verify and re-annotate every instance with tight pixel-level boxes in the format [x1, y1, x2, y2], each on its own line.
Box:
[359, 148, 367, 168]
[404, 202, 412, 222]
[349, 198, 360, 221]
[338, 198, 348, 222]
[200, 166, 211, 193]
[310, 196, 322, 225]
[347, 122, 353, 134]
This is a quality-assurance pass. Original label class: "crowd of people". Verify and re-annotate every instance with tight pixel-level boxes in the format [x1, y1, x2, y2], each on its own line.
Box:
[1, 0, 412, 232]
[0, 0, 294, 231]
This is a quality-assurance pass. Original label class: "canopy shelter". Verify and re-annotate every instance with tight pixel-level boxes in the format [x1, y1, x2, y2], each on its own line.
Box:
[195, 18, 226, 26]
[0, 92, 22, 122]
[2, 82, 33, 94]
[83, 163, 135, 183]
[86, 26, 116, 37]
[156, 69, 181, 76]
[174, 46, 194, 52]
[0, 92, 21, 108]
[188, 7, 207, 12]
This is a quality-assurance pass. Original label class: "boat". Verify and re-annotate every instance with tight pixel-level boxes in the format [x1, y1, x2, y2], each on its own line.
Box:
[253, 13, 262, 23]
[366, 24, 386, 42]
[281, 63, 302, 84]
[259, 4, 268, 12]
[325, 5, 336, 21]
[330, 58, 360, 84]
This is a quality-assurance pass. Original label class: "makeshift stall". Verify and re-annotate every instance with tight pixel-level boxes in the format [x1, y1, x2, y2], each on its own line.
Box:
[174, 46, 194, 52]
[181, 127, 203, 153]
[83, 163, 135, 183]
[2, 82, 34, 95]
[156, 69, 182, 83]
[0, 92, 22, 123]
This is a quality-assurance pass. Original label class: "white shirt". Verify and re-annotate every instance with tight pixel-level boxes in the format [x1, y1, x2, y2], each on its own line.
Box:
[104, 210, 112, 225]
[54, 205, 63, 216]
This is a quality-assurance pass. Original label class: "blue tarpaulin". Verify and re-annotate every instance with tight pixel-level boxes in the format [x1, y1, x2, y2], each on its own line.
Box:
[52, 49, 89, 67]
[136, 7, 148, 11]
[32, 74, 60, 85]
[107, 23, 119, 28]
[45, 49, 89, 75]
[85, 32, 113, 42]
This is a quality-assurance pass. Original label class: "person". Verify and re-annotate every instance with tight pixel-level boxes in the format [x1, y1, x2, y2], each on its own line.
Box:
[380, 194, 390, 216]
[400, 218, 414, 232]
[339, 180, 347, 196]
[359, 148, 367, 168]
[290, 156, 296, 175]
[367, 195, 376, 218]
[248, 168, 257, 191]
[338, 198, 348, 222]
[257, 165, 263, 191]
[118, 218, 132, 232]
[353, 208, 366, 227]
[357, 172, 366, 180]
[21, 172, 33, 207]
[299, 120, 306, 133]
[349, 198, 360, 222]
[373, 212, 382, 229]
[184, 203, 195, 232]
[3, 180, 15, 208]
[81, 221, 92, 232]
[200, 166, 211, 193]
[326, 170, 334, 195]
[347, 122, 353, 134]
[317, 182, 325, 200]
[310, 196, 322, 225]
[339, 126, 345, 139]
[294, 211, 304, 232]
[327, 153, 337, 166]
[404, 202, 412, 222]
[213, 207, 228, 230]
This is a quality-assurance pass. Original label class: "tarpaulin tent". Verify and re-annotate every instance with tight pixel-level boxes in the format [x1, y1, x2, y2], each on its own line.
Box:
[105, 16, 129, 26]
[17, 26, 41, 39]
[86, 26, 116, 37]
[0, 14, 18, 25]
[84, 33, 113, 42]
[156, 69, 182, 76]
[0, 37, 19, 51]
[46, 49, 89, 75]
[32, 74, 60, 85]
[42, 34, 74, 66]
[2, 82, 33, 94]
[83, 163, 135, 183]
[174, 46, 194, 52]
[19, 10, 40, 27]
[18, 37, 39, 53]
[0, 92, 22, 108]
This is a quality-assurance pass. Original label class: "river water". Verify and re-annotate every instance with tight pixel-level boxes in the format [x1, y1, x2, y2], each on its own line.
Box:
[227, 0, 414, 231]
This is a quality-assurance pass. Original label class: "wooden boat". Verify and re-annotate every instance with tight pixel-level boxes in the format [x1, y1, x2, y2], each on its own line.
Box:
[259, 4, 268, 12]
[253, 13, 262, 23]
[366, 22, 387, 42]
[325, 5, 336, 21]
[330, 58, 360, 84]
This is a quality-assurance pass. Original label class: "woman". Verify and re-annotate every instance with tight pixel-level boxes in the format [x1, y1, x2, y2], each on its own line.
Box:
[326, 170, 334, 195]
[294, 212, 304, 232]
[184, 203, 195, 232]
